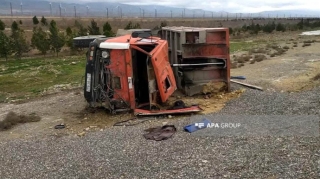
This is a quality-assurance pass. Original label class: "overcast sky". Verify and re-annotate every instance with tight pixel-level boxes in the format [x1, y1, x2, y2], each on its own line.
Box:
[77, 0, 318, 13]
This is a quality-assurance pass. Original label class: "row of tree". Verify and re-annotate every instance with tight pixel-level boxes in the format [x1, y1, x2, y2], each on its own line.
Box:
[3, 15, 320, 60]
[0, 16, 120, 60]
[0, 15, 153, 60]
[230, 19, 320, 35]
[0, 20, 29, 60]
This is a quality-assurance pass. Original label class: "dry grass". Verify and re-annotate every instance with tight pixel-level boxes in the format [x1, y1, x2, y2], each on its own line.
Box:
[313, 73, 320, 81]
[0, 111, 41, 131]
[236, 54, 251, 63]
[231, 62, 238, 69]
[302, 43, 311, 47]
[249, 48, 267, 54]
[249, 60, 256, 64]
[283, 46, 290, 50]
[303, 40, 314, 44]
[254, 54, 267, 62]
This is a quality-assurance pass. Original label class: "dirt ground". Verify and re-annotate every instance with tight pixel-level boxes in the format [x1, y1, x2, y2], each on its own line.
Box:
[1, 32, 320, 142]
[231, 37, 320, 92]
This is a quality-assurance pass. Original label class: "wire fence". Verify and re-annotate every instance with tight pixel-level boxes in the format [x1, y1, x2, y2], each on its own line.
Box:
[1, 6, 320, 20]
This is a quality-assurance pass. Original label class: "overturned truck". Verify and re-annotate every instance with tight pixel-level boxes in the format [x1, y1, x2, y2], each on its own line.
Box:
[80, 27, 230, 116]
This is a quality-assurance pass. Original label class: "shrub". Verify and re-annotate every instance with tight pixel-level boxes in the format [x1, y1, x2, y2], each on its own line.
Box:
[254, 54, 266, 62]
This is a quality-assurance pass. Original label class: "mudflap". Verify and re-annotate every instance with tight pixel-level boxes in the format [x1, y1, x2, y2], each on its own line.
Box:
[134, 106, 202, 116]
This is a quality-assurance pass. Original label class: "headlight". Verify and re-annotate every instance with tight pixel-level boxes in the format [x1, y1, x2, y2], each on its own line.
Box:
[102, 51, 109, 58]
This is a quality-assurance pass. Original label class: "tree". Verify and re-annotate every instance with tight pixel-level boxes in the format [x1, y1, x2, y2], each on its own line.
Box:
[102, 22, 115, 37]
[10, 21, 29, 59]
[88, 19, 100, 35]
[297, 19, 304, 30]
[31, 27, 50, 56]
[49, 20, 65, 57]
[75, 20, 87, 36]
[32, 16, 39, 25]
[40, 16, 47, 26]
[19, 20, 23, 25]
[66, 27, 73, 36]
[262, 23, 274, 33]
[160, 21, 167, 28]
[0, 20, 5, 30]
[255, 24, 261, 31]
[276, 23, 286, 32]
[65, 27, 77, 53]
[0, 31, 12, 61]
[270, 21, 276, 31]
[241, 24, 248, 32]
[229, 27, 233, 35]
[124, 21, 141, 30]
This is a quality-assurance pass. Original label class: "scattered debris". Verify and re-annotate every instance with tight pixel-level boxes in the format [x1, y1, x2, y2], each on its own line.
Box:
[0, 111, 41, 131]
[230, 80, 263, 91]
[231, 76, 246, 80]
[54, 124, 65, 129]
[113, 117, 149, 126]
[77, 132, 86, 137]
[202, 82, 226, 94]
[184, 118, 211, 133]
[143, 125, 176, 141]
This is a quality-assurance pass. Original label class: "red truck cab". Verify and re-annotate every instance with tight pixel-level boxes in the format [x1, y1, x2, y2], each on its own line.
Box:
[84, 32, 201, 115]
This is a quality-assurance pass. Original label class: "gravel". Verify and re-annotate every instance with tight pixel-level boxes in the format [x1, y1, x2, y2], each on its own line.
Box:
[0, 85, 319, 179]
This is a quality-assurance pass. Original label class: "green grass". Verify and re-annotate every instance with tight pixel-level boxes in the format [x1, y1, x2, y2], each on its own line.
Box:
[0, 56, 86, 102]
[230, 41, 266, 53]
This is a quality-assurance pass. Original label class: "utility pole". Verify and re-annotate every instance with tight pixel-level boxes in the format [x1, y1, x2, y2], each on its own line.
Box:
[74, 6, 76, 18]
[171, 10, 173, 18]
[203, 12, 205, 19]
[193, 10, 195, 18]
[211, 12, 213, 19]
[20, 2, 23, 15]
[142, 9, 145, 18]
[10, 2, 13, 17]
[86, 6, 89, 17]
[49, 3, 52, 16]
[59, 4, 62, 17]
[183, 8, 185, 18]
[155, 9, 157, 18]
[106, 8, 108, 18]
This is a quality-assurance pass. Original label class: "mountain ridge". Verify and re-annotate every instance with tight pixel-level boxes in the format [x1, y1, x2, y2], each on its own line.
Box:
[0, 0, 319, 18]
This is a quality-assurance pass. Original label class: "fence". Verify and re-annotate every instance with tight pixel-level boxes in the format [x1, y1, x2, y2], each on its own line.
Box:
[1, 5, 319, 20]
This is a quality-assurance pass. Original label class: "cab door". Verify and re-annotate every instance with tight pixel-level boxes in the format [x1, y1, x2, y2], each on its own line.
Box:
[150, 42, 177, 102]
